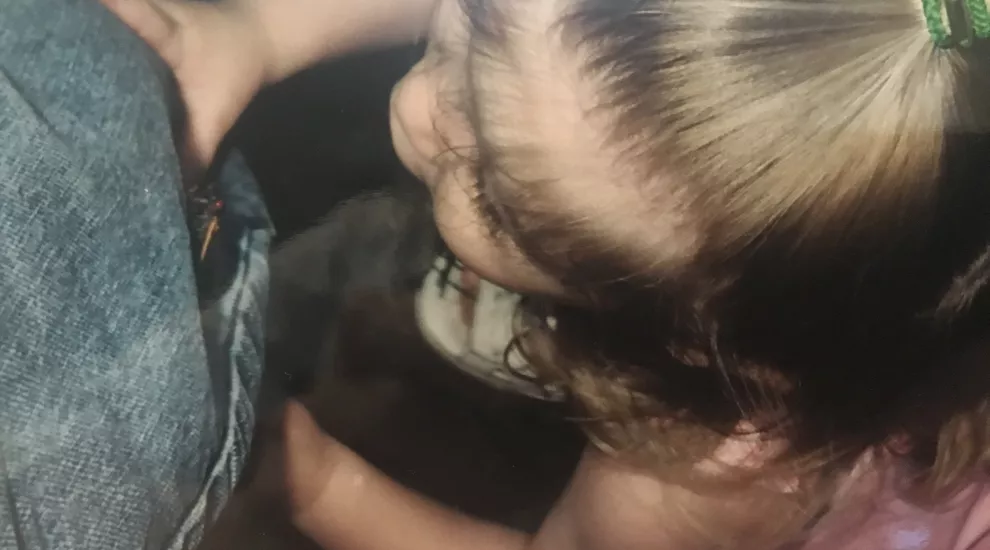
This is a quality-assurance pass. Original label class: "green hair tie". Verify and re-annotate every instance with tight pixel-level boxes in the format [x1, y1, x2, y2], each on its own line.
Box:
[923, 0, 990, 48]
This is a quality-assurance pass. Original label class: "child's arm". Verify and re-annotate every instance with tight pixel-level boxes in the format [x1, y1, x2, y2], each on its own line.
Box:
[102, 0, 439, 163]
[294, 443, 530, 550]
[292, 440, 672, 550]
[282, 403, 792, 550]
[242, 0, 439, 83]
[280, 401, 529, 550]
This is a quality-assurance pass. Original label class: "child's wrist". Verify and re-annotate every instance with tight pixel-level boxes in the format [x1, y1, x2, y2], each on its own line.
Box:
[289, 441, 363, 533]
[277, 402, 357, 527]
[230, 0, 282, 84]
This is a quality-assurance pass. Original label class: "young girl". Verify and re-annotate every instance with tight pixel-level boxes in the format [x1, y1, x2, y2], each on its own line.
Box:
[107, 0, 990, 547]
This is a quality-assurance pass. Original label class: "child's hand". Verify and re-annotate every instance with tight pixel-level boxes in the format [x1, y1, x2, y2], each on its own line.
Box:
[280, 401, 348, 517]
[252, 400, 352, 523]
[100, 0, 271, 166]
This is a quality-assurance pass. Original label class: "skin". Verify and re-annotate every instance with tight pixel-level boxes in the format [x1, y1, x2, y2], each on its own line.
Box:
[318, 3, 706, 547]
[289, 3, 679, 548]
[388, 0, 562, 296]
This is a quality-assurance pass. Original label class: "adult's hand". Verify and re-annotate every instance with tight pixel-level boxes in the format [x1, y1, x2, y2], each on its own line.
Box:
[101, 0, 272, 166]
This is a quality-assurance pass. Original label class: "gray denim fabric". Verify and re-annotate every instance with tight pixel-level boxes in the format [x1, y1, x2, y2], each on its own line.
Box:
[0, 0, 270, 548]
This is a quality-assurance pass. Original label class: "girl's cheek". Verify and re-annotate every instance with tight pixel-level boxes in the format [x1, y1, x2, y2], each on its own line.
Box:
[389, 68, 445, 181]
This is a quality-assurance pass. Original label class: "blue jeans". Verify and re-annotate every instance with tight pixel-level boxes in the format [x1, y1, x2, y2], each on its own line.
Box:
[0, 0, 271, 548]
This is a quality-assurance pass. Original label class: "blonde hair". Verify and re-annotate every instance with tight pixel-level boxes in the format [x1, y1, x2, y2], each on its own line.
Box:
[465, 0, 990, 541]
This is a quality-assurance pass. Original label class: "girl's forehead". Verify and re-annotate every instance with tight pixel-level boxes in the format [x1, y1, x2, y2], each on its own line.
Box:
[465, 1, 612, 185]
[461, 0, 701, 272]
[433, 0, 568, 53]
[430, 0, 471, 47]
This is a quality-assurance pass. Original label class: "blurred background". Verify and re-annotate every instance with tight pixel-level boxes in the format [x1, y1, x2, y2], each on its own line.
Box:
[198, 47, 584, 549]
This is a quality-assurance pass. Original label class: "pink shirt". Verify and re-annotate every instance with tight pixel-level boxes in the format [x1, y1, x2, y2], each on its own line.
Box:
[711, 437, 990, 549]
[794, 464, 990, 550]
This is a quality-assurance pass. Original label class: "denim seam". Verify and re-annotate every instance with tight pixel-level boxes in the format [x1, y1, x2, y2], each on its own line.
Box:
[167, 230, 259, 550]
